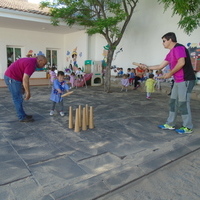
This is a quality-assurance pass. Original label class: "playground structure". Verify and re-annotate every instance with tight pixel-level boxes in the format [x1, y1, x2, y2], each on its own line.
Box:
[84, 60, 103, 86]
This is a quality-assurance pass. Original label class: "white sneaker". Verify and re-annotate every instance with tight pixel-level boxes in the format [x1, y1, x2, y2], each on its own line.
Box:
[60, 111, 65, 117]
[50, 110, 54, 116]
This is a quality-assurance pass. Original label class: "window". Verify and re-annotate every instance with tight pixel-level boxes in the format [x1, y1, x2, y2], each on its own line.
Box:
[7, 46, 22, 67]
[46, 49, 58, 68]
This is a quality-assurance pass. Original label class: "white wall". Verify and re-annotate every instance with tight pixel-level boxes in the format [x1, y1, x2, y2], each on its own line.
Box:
[112, 0, 200, 73]
[0, 27, 65, 78]
[64, 30, 89, 70]
[88, 0, 200, 75]
[1, 0, 200, 78]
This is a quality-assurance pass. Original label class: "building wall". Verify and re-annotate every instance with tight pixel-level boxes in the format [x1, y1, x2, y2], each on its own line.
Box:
[0, 0, 200, 79]
[88, 0, 200, 75]
[111, 0, 200, 74]
[0, 27, 65, 79]
[64, 30, 89, 71]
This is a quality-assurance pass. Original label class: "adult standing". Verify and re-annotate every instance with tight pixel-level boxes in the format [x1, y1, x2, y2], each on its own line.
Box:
[142, 32, 196, 134]
[4, 55, 47, 122]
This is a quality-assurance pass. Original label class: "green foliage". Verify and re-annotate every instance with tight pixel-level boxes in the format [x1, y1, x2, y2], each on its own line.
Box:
[40, 0, 138, 43]
[158, 0, 200, 34]
[40, 0, 139, 92]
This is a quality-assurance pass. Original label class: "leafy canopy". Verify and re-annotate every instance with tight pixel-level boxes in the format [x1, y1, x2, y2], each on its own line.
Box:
[158, 0, 200, 34]
[40, 0, 138, 45]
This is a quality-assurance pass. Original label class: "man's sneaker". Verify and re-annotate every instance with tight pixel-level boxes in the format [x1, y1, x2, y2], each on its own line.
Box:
[175, 127, 193, 134]
[60, 111, 65, 117]
[158, 124, 175, 130]
[146, 96, 151, 99]
[20, 117, 34, 122]
[50, 110, 54, 116]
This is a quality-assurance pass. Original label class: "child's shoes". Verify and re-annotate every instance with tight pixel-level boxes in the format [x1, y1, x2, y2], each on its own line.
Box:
[60, 111, 65, 117]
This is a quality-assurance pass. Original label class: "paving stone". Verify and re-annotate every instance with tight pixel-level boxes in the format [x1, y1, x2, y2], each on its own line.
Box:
[10, 177, 44, 200]
[78, 152, 122, 174]
[0, 146, 30, 185]
[51, 179, 109, 200]
[103, 165, 144, 190]
[29, 156, 86, 192]
[0, 85, 200, 199]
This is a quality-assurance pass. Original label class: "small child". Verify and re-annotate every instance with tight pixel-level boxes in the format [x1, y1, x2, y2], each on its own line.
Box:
[75, 67, 84, 79]
[69, 72, 75, 88]
[49, 67, 57, 83]
[50, 71, 70, 116]
[118, 68, 124, 77]
[145, 73, 156, 99]
[128, 68, 135, 85]
[155, 70, 164, 90]
[121, 74, 129, 92]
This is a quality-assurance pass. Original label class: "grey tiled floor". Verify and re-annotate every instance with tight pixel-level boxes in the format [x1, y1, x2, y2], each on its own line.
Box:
[0, 85, 200, 200]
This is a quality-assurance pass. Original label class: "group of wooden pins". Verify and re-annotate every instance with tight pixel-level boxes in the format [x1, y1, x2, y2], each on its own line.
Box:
[68, 104, 94, 132]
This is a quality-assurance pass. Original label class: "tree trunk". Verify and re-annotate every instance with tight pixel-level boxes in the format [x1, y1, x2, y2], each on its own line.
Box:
[104, 50, 114, 93]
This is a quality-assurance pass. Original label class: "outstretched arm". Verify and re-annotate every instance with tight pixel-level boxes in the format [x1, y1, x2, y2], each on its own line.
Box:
[23, 73, 31, 100]
[146, 60, 169, 71]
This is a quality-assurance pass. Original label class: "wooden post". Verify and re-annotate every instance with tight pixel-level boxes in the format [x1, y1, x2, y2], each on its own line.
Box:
[74, 108, 80, 132]
[78, 105, 82, 128]
[89, 106, 94, 129]
[85, 104, 89, 127]
[82, 107, 87, 131]
[68, 106, 73, 129]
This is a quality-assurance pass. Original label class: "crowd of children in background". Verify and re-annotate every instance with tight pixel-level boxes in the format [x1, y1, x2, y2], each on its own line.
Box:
[117, 66, 171, 99]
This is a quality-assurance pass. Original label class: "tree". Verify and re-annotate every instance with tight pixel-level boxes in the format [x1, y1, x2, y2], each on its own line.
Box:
[158, 0, 200, 35]
[40, 0, 139, 92]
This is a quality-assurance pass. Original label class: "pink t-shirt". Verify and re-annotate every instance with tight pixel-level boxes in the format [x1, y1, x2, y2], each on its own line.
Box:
[165, 45, 186, 83]
[5, 57, 37, 82]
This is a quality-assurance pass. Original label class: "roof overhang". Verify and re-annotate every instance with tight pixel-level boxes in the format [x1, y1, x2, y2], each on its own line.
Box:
[0, 8, 84, 34]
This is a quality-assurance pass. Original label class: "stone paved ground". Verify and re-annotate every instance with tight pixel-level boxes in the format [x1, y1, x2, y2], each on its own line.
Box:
[99, 149, 200, 200]
[0, 85, 200, 200]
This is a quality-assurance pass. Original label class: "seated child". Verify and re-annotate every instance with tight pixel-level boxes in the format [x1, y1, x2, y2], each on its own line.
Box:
[75, 67, 84, 79]
[117, 68, 124, 77]
[128, 68, 135, 85]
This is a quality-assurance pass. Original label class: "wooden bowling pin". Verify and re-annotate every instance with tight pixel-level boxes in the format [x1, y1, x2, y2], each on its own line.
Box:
[89, 106, 94, 129]
[68, 106, 73, 129]
[85, 104, 89, 126]
[74, 108, 80, 132]
[82, 107, 87, 131]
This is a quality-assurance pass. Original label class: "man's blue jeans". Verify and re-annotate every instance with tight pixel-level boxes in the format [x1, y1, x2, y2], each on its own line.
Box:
[4, 75, 26, 120]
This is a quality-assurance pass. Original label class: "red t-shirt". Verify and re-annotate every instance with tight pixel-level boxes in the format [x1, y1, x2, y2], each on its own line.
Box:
[5, 57, 37, 82]
[136, 67, 145, 78]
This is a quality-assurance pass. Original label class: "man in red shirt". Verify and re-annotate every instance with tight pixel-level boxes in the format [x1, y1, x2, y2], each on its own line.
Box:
[4, 55, 47, 122]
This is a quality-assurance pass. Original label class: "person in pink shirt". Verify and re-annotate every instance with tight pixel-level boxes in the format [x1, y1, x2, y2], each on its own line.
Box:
[4, 55, 47, 122]
[142, 32, 196, 134]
